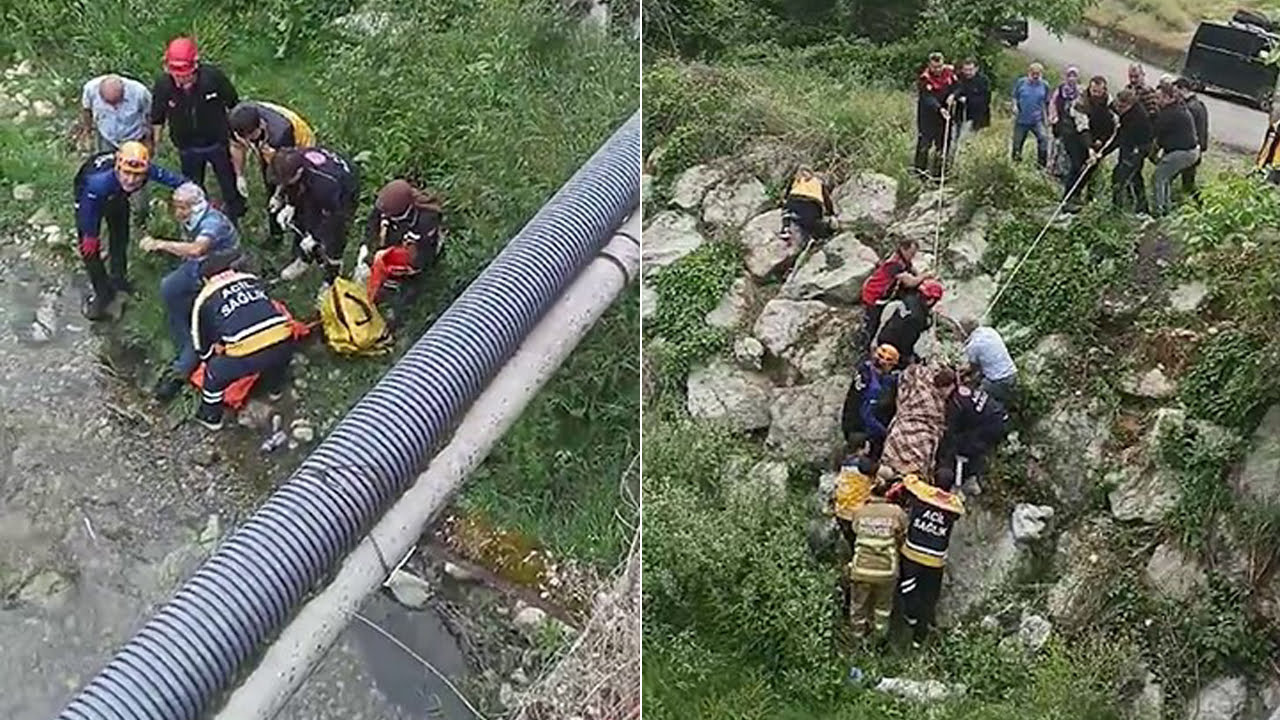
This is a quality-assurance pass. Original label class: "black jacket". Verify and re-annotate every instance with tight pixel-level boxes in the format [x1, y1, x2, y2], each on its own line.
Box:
[875, 291, 932, 359]
[1154, 102, 1199, 153]
[283, 147, 360, 245]
[952, 73, 991, 129]
[364, 204, 443, 273]
[151, 64, 238, 149]
[1069, 95, 1118, 150]
[1103, 103, 1154, 155]
[1185, 96, 1209, 152]
[945, 386, 1009, 439]
[191, 271, 290, 360]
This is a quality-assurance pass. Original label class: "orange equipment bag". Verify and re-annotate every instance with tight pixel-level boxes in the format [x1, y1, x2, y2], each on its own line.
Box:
[367, 245, 418, 301]
[188, 300, 312, 409]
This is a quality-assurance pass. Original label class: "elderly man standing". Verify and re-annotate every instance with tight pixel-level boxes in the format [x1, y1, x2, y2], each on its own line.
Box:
[79, 74, 153, 227]
[140, 182, 240, 401]
[1011, 62, 1051, 168]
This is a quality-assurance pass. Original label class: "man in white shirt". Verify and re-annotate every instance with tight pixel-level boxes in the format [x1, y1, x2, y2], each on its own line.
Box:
[961, 322, 1018, 407]
[79, 74, 153, 225]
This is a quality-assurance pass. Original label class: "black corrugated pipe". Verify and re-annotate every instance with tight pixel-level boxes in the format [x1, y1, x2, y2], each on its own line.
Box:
[57, 109, 640, 720]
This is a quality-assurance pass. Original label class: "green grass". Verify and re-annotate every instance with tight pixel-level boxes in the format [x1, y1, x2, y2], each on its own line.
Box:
[0, 0, 638, 571]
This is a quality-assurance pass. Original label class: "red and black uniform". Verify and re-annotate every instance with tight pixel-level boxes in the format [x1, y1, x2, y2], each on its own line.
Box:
[887, 475, 965, 644]
[859, 250, 916, 351]
[914, 65, 957, 174]
[935, 386, 1009, 483]
[363, 202, 443, 303]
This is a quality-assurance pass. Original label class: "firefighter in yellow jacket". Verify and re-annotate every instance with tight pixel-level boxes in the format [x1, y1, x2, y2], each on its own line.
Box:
[846, 479, 907, 638]
[833, 452, 875, 553]
[887, 467, 965, 648]
[781, 166, 837, 242]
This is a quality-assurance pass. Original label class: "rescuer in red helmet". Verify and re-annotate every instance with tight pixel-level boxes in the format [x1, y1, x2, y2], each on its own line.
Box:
[872, 278, 945, 369]
[150, 36, 245, 222]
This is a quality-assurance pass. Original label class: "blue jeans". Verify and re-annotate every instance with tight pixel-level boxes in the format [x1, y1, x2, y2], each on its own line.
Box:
[161, 262, 203, 375]
[1011, 122, 1048, 167]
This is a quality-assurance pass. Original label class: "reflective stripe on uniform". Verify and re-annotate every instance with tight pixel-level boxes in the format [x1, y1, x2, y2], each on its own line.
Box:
[222, 319, 292, 357]
[191, 271, 255, 353]
[259, 101, 315, 147]
[902, 543, 947, 569]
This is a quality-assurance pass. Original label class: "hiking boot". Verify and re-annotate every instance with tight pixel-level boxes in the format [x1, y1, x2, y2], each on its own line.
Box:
[153, 372, 186, 403]
[82, 291, 113, 321]
[195, 403, 224, 431]
[279, 257, 310, 282]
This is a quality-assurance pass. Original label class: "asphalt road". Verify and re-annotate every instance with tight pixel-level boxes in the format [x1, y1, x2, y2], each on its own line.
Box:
[1018, 19, 1269, 153]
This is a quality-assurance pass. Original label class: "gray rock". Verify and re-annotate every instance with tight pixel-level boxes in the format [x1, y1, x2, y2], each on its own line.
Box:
[938, 505, 1021, 623]
[514, 604, 548, 630]
[702, 177, 768, 230]
[934, 274, 997, 330]
[1170, 281, 1209, 313]
[1109, 466, 1180, 524]
[1120, 367, 1176, 399]
[42, 225, 65, 248]
[947, 209, 991, 273]
[640, 282, 657, 321]
[1049, 519, 1116, 627]
[754, 298, 828, 356]
[1145, 541, 1206, 601]
[332, 10, 394, 36]
[1185, 676, 1246, 720]
[643, 212, 704, 276]
[779, 232, 880, 304]
[732, 336, 765, 371]
[292, 424, 315, 443]
[1237, 404, 1280, 506]
[236, 399, 275, 430]
[17, 570, 72, 609]
[510, 667, 530, 686]
[386, 569, 432, 609]
[1020, 334, 1070, 384]
[1017, 613, 1052, 652]
[26, 207, 54, 227]
[833, 172, 898, 229]
[766, 376, 850, 464]
[1032, 400, 1112, 509]
[816, 471, 838, 506]
[499, 682, 518, 709]
[443, 561, 479, 582]
[32, 99, 55, 118]
[874, 677, 967, 703]
[1134, 671, 1165, 720]
[705, 276, 759, 330]
[740, 210, 800, 278]
[886, 188, 964, 246]
[1011, 504, 1055, 542]
[753, 298, 858, 380]
[640, 173, 654, 206]
[726, 460, 788, 505]
[12, 184, 35, 201]
[670, 164, 725, 210]
[686, 360, 773, 431]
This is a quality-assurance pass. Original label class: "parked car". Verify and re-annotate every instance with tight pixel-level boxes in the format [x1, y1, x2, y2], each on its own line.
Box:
[992, 18, 1029, 48]
[1182, 10, 1280, 111]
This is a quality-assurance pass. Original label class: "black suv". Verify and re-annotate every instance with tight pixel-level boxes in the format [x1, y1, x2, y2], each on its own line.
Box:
[993, 18, 1030, 47]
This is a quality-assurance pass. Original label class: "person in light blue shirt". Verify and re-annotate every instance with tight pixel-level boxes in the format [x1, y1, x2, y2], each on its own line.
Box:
[1011, 62, 1051, 168]
[961, 322, 1018, 407]
[80, 74, 154, 225]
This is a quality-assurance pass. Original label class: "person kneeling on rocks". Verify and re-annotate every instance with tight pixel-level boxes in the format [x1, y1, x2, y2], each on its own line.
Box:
[190, 250, 297, 430]
[846, 477, 907, 640]
[960, 320, 1017, 407]
[886, 468, 964, 649]
[874, 279, 944, 367]
[840, 343, 901, 458]
[780, 166, 836, 243]
[935, 385, 1009, 491]
[859, 238, 928, 351]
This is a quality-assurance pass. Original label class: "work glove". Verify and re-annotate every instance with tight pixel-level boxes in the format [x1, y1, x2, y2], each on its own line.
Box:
[299, 234, 319, 256]
[235, 174, 250, 199]
[275, 204, 296, 229]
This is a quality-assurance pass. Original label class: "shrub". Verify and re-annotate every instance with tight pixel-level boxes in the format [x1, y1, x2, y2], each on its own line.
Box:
[647, 240, 742, 378]
[1178, 329, 1278, 432]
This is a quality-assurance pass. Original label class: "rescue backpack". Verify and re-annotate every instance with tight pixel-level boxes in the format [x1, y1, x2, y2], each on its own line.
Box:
[319, 277, 393, 356]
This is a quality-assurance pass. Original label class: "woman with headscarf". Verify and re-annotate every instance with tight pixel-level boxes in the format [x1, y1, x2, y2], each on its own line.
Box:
[1047, 66, 1082, 181]
[354, 179, 445, 315]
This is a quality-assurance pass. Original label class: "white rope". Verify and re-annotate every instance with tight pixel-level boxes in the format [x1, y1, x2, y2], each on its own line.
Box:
[352, 611, 490, 720]
[926, 107, 954, 348]
[980, 155, 1097, 322]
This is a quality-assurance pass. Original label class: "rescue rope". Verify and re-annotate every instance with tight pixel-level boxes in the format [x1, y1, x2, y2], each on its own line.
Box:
[980, 155, 1097, 322]
[926, 106, 955, 349]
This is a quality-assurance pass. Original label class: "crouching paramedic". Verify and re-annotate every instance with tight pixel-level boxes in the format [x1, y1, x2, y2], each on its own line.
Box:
[75, 141, 186, 320]
[190, 251, 296, 430]
[847, 479, 907, 639]
[355, 179, 444, 310]
[840, 344, 901, 458]
[271, 146, 359, 283]
[780, 167, 836, 242]
[936, 385, 1009, 487]
[889, 469, 964, 648]
[228, 101, 316, 246]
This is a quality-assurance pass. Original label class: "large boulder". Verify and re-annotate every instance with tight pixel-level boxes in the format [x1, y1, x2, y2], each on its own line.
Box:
[740, 210, 801, 279]
[946, 209, 992, 274]
[938, 504, 1021, 624]
[886, 188, 964, 246]
[767, 376, 850, 464]
[739, 142, 805, 186]
[643, 212, 704, 276]
[686, 360, 773, 431]
[705, 275, 761, 330]
[1048, 518, 1119, 627]
[753, 298, 858, 381]
[779, 232, 880, 304]
[1011, 504, 1055, 542]
[1145, 540, 1207, 602]
[1236, 404, 1280, 506]
[1109, 464, 1180, 524]
[1031, 400, 1113, 509]
[934, 274, 997, 330]
[1169, 281, 1209, 313]
[724, 459, 789, 506]
[703, 177, 769, 230]
[1185, 676, 1247, 720]
[670, 164, 725, 210]
[1019, 334, 1070, 386]
[1119, 367, 1176, 400]
[833, 172, 898, 229]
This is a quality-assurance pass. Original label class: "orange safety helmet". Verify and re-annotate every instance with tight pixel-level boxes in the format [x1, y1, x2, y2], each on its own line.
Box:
[115, 141, 151, 175]
[919, 278, 945, 302]
[873, 344, 900, 367]
[165, 36, 199, 74]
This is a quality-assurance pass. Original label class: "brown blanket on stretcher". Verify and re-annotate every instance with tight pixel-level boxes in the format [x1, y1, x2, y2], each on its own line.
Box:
[880, 360, 954, 477]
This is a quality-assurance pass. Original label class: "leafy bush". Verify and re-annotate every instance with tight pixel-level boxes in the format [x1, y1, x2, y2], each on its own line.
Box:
[1177, 329, 1278, 432]
[1157, 410, 1245, 546]
[647, 240, 742, 376]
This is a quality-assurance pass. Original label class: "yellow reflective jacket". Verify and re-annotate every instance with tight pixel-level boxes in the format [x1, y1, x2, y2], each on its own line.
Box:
[834, 465, 873, 521]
